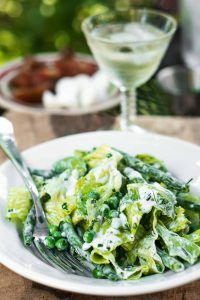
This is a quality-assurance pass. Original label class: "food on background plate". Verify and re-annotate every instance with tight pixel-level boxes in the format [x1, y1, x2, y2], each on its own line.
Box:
[42, 70, 109, 109]
[6, 145, 200, 281]
[9, 50, 98, 104]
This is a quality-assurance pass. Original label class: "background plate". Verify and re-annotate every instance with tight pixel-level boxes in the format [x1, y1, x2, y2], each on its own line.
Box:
[0, 53, 120, 116]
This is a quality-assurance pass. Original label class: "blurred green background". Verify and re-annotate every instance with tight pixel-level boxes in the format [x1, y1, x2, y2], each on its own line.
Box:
[0, 0, 158, 63]
[2, 0, 196, 116]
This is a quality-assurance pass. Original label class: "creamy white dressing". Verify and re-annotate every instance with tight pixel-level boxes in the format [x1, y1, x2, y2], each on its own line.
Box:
[139, 198, 155, 213]
[45, 176, 66, 197]
[153, 182, 176, 201]
[111, 217, 122, 229]
[83, 227, 121, 252]
[124, 167, 143, 180]
[93, 161, 113, 180]
[82, 242, 91, 251]
[132, 214, 141, 224]
[119, 212, 129, 228]
[66, 169, 78, 196]
[120, 184, 157, 218]
[137, 185, 157, 212]
[90, 160, 122, 191]
[120, 199, 132, 212]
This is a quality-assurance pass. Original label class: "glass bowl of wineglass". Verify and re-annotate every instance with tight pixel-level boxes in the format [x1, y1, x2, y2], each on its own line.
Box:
[82, 8, 177, 132]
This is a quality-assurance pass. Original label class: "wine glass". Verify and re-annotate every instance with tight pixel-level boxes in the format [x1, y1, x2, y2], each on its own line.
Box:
[82, 8, 177, 131]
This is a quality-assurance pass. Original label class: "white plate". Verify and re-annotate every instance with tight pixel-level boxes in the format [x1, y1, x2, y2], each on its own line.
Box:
[0, 53, 120, 116]
[0, 131, 199, 296]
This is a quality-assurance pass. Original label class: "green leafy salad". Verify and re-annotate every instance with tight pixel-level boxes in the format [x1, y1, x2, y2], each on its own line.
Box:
[6, 145, 200, 280]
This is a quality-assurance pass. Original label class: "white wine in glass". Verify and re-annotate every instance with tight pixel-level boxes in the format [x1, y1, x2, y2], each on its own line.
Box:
[82, 9, 177, 131]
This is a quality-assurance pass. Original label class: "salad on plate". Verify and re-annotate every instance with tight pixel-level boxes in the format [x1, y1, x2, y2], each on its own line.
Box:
[6, 145, 200, 281]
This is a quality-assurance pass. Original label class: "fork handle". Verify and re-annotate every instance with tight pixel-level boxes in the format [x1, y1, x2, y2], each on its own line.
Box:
[0, 134, 47, 229]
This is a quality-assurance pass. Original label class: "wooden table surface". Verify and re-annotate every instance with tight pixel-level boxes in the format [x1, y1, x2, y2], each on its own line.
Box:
[0, 111, 200, 300]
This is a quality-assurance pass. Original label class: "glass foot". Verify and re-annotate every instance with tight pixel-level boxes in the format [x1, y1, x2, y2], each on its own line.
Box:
[113, 117, 147, 134]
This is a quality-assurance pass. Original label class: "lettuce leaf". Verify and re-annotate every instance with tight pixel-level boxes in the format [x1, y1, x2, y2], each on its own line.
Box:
[74, 154, 123, 224]
[165, 206, 190, 234]
[6, 187, 32, 222]
[52, 156, 87, 176]
[84, 145, 122, 168]
[119, 182, 176, 238]
[157, 223, 200, 264]
[157, 248, 185, 272]
[135, 232, 164, 274]
[184, 229, 200, 245]
[44, 170, 78, 225]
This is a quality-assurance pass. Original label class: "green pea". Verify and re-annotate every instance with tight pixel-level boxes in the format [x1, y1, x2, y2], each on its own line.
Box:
[62, 202, 68, 210]
[83, 230, 95, 243]
[49, 225, 58, 235]
[109, 210, 119, 218]
[52, 230, 62, 240]
[108, 196, 119, 209]
[55, 238, 68, 251]
[44, 236, 55, 249]
[93, 266, 104, 279]
[59, 221, 65, 231]
[103, 208, 110, 217]
[40, 193, 51, 202]
[101, 205, 110, 217]
[115, 192, 123, 199]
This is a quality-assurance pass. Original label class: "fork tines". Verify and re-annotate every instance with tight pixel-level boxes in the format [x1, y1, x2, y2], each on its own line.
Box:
[34, 239, 92, 277]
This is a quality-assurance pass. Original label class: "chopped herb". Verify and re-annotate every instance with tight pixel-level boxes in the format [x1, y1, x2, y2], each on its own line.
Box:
[62, 202, 68, 210]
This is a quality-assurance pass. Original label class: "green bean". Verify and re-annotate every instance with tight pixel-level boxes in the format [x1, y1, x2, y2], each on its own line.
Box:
[115, 148, 189, 194]
[93, 264, 119, 280]
[157, 248, 185, 273]
[22, 205, 36, 247]
[177, 200, 200, 212]
[136, 154, 167, 172]
[52, 156, 87, 176]
[30, 168, 54, 179]
[60, 217, 90, 260]
[61, 217, 83, 249]
[177, 193, 200, 212]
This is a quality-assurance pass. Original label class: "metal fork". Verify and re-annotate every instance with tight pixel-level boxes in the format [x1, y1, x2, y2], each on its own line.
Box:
[0, 117, 92, 277]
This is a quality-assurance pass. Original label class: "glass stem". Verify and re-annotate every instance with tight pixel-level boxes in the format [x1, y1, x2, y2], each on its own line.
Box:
[120, 88, 137, 130]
